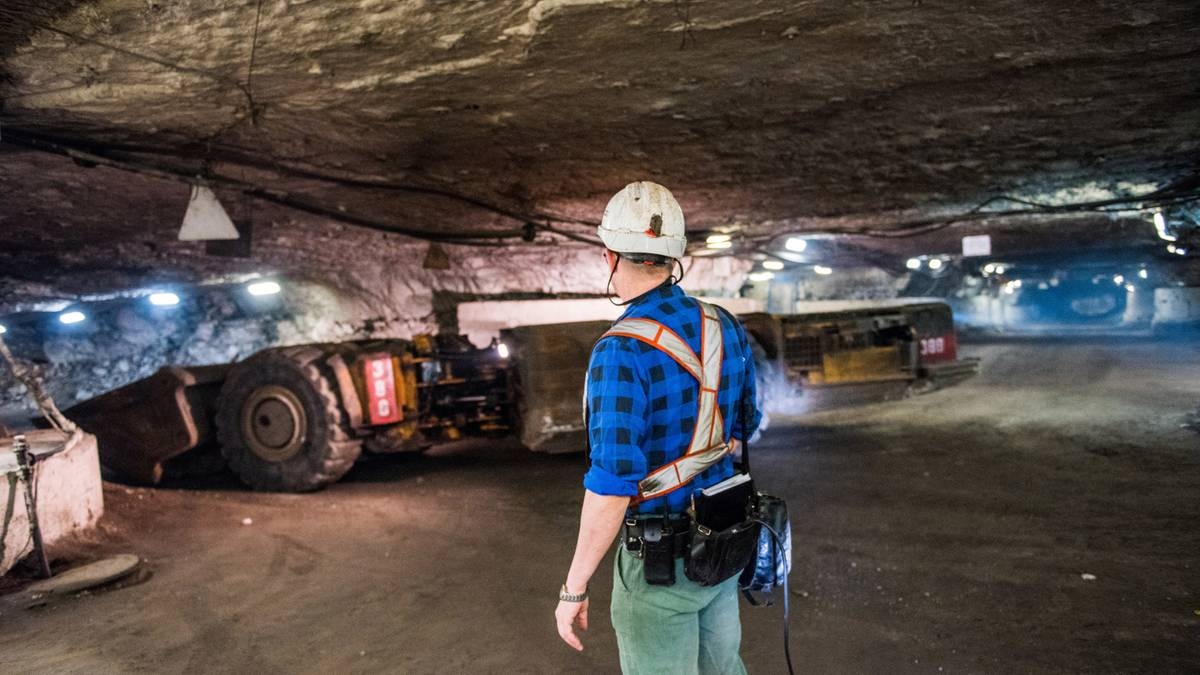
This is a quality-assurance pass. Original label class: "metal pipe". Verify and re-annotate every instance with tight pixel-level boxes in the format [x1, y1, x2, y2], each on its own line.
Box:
[12, 434, 52, 579]
[0, 335, 76, 433]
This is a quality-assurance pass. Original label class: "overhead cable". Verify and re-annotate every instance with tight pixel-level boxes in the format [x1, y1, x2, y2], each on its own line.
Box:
[2, 127, 603, 247]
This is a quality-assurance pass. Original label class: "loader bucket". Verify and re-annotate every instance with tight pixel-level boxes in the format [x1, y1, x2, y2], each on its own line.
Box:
[64, 365, 231, 484]
[503, 320, 609, 454]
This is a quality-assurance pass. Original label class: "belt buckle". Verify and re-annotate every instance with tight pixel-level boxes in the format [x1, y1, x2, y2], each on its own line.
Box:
[625, 518, 645, 559]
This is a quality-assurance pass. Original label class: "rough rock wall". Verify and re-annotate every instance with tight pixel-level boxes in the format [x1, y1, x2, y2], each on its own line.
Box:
[745, 267, 902, 309]
[795, 267, 903, 301]
[314, 238, 751, 336]
[0, 240, 750, 422]
[4, 0, 1199, 260]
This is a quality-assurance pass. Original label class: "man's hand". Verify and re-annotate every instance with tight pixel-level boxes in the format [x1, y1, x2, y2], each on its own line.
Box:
[555, 490, 628, 652]
[555, 597, 589, 651]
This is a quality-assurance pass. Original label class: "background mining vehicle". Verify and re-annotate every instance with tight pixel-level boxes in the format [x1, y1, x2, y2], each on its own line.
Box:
[65, 299, 977, 492]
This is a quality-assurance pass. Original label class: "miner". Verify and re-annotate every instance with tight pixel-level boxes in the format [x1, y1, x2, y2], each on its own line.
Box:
[554, 181, 762, 673]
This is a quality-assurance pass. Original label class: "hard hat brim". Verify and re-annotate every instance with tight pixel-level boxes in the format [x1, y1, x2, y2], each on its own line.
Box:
[599, 229, 686, 259]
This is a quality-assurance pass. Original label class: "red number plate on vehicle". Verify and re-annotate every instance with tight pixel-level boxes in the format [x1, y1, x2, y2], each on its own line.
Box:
[364, 356, 402, 425]
[919, 333, 958, 362]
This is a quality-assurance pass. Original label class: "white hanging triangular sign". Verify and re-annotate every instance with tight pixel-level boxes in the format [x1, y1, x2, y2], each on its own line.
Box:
[179, 184, 240, 241]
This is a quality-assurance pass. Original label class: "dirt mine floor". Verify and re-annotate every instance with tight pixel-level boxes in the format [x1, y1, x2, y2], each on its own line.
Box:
[2, 338, 1198, 674]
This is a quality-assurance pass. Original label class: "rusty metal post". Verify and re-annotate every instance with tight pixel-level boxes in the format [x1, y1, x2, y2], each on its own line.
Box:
[12, 434, 52, 579]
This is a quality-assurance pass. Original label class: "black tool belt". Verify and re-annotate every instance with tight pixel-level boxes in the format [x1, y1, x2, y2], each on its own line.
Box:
[623, 515, 691, 586]
[622, 515, 691, 558]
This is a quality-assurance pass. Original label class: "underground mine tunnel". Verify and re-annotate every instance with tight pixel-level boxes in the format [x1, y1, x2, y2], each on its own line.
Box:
[1, 1, 1198, 673]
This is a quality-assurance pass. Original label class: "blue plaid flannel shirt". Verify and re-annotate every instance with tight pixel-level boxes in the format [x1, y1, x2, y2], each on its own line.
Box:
[583, 282, 762, 516]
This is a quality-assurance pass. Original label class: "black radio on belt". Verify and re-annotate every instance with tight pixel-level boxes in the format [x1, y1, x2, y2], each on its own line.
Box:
[640, 518, 676, 586]
[624, 516, 691, 586]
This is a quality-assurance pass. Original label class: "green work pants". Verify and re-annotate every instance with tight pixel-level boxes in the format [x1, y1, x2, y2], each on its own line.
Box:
[610, 546, 748, 675]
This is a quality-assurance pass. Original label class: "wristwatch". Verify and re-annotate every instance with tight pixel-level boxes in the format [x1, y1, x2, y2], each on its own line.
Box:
[559, 584, 588, 602]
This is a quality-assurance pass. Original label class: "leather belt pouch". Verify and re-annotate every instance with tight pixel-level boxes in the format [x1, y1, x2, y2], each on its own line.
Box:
[685, 476, 760, 586]
[685, 518, 761, 587]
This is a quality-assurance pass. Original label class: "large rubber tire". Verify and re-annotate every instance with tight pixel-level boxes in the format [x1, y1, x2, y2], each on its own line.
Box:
[215, 346, 362, 492]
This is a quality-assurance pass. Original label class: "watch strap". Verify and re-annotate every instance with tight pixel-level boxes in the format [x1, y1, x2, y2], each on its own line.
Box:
[559, 584, 588, 602]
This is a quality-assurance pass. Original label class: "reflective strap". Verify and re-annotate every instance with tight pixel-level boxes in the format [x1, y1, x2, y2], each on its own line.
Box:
[635, 440, 730, 502]
[692, 302, 725, 455]
[598, 301, 728, 504]
[602, 318, 701, 381]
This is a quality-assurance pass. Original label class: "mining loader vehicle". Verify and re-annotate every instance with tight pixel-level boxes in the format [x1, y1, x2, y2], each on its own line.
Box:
[65, 299, 977, 492]
[66, 334, 513, 492]
[741, 298, 980, 410]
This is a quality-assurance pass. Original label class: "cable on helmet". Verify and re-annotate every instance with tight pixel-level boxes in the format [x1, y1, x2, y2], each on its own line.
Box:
[605, 251, 679, 306]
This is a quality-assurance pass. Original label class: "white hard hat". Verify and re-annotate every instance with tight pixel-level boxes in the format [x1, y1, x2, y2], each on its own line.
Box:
[598, 181, 686, 259]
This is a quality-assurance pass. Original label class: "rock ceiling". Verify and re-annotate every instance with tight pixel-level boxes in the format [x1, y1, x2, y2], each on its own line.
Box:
[1, 0, 1198, 300]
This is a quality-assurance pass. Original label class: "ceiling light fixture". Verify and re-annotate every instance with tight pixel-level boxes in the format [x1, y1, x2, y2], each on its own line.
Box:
[928, 258, 944, 271]
[905, 258, 922, 270]
[762, 260, 784, 271]
[706, 234, 732, 244]
[179, 184, 240, 241]
[784, 237, 807, 253]
[1153, 211, 1177, 242]
[1138, 268, 1149, 279]
[813, 265, 833, 276]
[247, 280, 282, 296]
[59, 310, 87, 325]
[149, 292, 181, 307]
[0, 324, 7, 335]
[748, 271, 775, 282]
[706, 240, 733, 250]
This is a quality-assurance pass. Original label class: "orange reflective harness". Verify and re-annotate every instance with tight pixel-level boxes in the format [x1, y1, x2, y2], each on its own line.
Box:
[592, 300, 731, 506]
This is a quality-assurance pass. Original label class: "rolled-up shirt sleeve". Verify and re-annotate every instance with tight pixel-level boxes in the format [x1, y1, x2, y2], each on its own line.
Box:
[582, 337, 648, 497]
